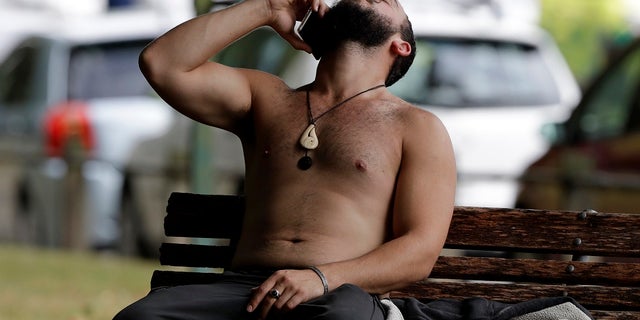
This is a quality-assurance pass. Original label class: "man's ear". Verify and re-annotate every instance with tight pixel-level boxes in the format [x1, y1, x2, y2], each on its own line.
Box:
[390, 39, 411, 57]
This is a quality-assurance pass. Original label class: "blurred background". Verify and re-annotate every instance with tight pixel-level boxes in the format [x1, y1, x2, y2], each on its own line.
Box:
[0, 0, 638, 319]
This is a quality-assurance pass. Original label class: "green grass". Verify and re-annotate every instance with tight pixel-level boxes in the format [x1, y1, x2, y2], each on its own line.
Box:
[0, 244, 157, 320]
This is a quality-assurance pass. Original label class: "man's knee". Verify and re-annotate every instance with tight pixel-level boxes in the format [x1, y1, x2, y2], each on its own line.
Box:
[113, 302, 150, 320]
[113, 294, 164, 320]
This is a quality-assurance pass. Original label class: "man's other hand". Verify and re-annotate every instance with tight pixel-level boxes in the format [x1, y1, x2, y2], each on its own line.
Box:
[246, 268, 326, 319]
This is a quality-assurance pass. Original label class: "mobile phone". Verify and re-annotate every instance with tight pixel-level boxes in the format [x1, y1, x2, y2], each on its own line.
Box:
[297, 9, 326, 60]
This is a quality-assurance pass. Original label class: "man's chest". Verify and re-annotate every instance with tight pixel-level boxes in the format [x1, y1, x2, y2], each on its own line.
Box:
[252, 103, 403, 173]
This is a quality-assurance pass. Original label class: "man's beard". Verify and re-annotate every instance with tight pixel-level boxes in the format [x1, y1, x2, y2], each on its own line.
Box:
[306, 0, 415, 87]
[318, 0, 396, 55]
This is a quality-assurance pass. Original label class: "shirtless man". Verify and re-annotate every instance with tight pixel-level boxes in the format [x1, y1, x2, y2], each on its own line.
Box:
[115, 0, 456, 319]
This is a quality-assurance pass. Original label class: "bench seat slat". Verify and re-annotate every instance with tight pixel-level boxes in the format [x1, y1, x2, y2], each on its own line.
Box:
[392, 281, 640, 311]
[589, 310, 640, 320]
[159, 243, 235, 268]
[431, 256, 640, 286]
[447, 207, 640, 256]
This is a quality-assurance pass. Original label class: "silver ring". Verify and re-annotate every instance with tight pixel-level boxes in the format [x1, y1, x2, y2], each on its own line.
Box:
[268, 288, 281, 299]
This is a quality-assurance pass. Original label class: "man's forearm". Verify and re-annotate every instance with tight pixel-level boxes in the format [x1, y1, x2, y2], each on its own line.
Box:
[139, 0, 269, 84]
[318, 232, 442, 295]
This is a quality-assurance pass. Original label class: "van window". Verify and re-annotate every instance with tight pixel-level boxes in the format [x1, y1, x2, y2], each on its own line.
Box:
[390, 38, 560, 107]
[68, 40, 153, 100]
[0, 45, 38, 105]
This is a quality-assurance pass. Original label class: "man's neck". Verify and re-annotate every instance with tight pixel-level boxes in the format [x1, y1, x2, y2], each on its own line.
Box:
[312, 46, 388, 99]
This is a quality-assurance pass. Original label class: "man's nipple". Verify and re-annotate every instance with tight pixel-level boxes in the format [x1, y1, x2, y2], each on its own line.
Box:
[355, 159, 368, 172]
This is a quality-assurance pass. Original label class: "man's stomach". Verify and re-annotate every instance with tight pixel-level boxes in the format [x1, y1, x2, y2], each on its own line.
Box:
[230, 206, 387, 269]
[232, 171, 395, 269]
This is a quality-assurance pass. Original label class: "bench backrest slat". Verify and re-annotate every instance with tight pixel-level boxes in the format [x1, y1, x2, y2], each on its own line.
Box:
[165, 193, 244, 239]
[446, 207, 640, 256]
[431, 256, 640, 286]
[159, 243, 235, 268]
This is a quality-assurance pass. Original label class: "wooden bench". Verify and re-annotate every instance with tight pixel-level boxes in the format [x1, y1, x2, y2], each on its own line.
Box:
[150, 192, 640, 320]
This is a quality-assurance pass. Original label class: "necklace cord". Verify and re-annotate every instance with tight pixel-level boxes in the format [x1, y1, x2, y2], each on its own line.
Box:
[297, 83, 385, 171]
[306, 84, 385, 124]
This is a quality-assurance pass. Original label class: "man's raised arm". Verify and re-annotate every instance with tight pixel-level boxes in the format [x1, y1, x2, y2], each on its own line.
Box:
[138, 0, 324, 132]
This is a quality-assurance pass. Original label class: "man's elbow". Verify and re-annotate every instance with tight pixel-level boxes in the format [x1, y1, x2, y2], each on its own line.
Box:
[395, 264, 433, 290]
[409, 248, 440, 282]
[410, 264, 434, 283]
[138, 46, 164, 89]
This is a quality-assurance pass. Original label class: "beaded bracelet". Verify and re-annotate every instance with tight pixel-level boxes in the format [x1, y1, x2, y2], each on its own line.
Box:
[307, 266, 329, 295]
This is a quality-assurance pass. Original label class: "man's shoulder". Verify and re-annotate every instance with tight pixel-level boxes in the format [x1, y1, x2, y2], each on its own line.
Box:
[243, 70, 302, 101]
[386, 98, 450, 146]
[388, 97, 442, 127]
[241, 68, 290, 89]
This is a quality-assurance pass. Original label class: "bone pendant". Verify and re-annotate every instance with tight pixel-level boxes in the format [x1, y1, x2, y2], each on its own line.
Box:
[299, 124, 319, 150]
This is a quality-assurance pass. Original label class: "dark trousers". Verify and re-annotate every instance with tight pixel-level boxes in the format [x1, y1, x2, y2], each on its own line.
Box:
[114, 270, 386, 320]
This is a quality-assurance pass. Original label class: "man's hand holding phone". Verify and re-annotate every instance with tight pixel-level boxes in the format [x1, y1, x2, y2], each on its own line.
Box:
[265, 0, 328, 54]
[297, 8, 326, 60]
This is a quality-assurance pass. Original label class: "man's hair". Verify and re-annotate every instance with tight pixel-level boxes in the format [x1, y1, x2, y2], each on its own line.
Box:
[385, 18, 416, 87]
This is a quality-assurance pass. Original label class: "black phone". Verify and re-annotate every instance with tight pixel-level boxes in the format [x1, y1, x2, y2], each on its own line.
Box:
[297, 9, 326, 60]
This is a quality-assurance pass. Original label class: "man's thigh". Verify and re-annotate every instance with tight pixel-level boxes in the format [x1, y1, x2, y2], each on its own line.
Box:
[282, 284, 386, 320]
[114, 275, 385, 320]
[113, 273, 262, 320]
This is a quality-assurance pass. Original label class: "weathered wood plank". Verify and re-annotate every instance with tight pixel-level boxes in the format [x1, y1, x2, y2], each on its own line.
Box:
[446, 207, 640, 256]
[392, 281, 640, 311]
[431, 256, 640, 286]
[589, 310, 640, 320]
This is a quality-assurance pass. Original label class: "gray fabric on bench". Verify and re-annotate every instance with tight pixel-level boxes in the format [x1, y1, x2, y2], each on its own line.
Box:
[390, 296, 593, 320]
